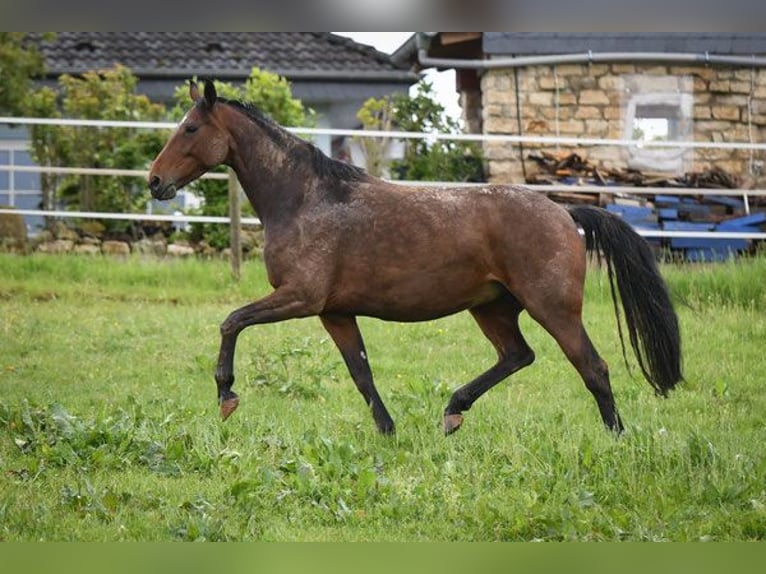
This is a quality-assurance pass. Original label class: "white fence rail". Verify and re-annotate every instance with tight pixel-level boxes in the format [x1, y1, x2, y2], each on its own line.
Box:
[4, 115, 766, 151]
[1, 207, 764, 241]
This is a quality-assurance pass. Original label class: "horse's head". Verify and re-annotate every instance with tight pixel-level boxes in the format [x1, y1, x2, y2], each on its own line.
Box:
[149, 80, 230, 200]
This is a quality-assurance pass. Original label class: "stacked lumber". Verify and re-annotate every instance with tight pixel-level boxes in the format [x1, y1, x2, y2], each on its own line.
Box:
[526, 151, 744, 190]
[527, 151, 641, 188]
[525, 151, 765, 261]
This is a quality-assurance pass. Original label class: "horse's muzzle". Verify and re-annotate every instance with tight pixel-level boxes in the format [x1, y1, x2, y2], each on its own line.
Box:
[148, 175, 177, 200]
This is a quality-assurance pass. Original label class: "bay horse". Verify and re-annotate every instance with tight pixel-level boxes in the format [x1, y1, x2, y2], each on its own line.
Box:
[149, 80, 682, 436]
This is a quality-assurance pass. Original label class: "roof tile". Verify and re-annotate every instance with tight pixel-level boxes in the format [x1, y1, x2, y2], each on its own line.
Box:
[28, 32, 410, 79]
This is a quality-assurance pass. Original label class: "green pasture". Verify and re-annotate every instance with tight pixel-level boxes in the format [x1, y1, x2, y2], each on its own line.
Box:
[0, 252, 764, 541]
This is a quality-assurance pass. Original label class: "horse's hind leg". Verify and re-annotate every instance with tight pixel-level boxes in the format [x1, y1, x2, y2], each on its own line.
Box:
[444, 295, 535, 435]
[536, 310, 624, 433]
[320, 313, 395, 435]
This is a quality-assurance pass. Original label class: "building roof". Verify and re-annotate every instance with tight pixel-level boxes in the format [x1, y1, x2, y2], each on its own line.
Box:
[393, 33, 766, 69]
[484, 33, 766, 55]
[28, 32, 415, 83]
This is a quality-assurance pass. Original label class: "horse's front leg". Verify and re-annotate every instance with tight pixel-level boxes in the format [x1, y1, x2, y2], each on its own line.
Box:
[319, 313, 395, 435]
[215, 287, 320, 420]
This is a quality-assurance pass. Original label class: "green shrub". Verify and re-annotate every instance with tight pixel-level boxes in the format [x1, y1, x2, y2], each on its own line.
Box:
[24, 65, 167, 234]
[0, 33, 47, 115]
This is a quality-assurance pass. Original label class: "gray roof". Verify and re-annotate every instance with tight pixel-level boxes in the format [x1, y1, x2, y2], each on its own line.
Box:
[484, 33, 766, 55]
[27, 32, 415, 83]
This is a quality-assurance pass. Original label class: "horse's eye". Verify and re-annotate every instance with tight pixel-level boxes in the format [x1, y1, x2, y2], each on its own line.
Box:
[185, 125, 199, 134]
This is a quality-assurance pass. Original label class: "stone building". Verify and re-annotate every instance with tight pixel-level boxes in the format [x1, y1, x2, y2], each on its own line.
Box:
[394, 33, 766, 187]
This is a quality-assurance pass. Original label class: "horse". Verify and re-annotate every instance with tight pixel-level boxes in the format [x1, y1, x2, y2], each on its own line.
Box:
[148, 80, 682, 436]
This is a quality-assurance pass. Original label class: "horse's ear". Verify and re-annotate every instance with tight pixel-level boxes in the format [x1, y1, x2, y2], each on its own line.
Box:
[203, 81, 217, 108]
[189, 80, 201, 103]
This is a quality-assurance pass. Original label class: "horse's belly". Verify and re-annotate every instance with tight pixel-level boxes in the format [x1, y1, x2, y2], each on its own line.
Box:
[326, 277, 506, 322]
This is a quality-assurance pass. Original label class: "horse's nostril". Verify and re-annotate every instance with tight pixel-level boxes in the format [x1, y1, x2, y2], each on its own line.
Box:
[149, 175, 161, 192]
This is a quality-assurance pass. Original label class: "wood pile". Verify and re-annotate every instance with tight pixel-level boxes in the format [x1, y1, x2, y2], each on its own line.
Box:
[526, 150, 743, 191]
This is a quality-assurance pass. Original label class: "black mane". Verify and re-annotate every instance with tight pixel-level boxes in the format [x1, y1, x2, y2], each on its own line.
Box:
[218, 98, 369, 183]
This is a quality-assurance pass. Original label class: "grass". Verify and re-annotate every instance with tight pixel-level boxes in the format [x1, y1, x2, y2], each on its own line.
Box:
[0, 252, 765, 541]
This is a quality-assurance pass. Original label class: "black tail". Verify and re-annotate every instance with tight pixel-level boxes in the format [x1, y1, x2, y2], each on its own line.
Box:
[568, 205, 682, 395]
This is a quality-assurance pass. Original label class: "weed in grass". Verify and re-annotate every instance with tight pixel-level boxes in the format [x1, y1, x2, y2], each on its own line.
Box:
[59, 479, 128, 521]
[1, 400, 219, 478]
[246, 336, 342, 399]
[172, 496, 233, 541]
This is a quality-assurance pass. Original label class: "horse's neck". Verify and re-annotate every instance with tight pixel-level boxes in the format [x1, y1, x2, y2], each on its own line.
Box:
[229, 125, 314, 226]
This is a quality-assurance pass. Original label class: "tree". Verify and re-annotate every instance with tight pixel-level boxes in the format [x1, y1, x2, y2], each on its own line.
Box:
[391, 81, 483, 182]
[356, 81, 484, 183]
[0, 33, 47, 116]
[355, 96, 395, 178]
[171, 68, 315, 249]
[24, 65, 167, 233]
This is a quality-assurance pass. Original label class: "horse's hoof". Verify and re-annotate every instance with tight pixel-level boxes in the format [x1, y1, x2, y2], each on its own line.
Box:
[443, 413, 464, 435]
[220, 396, 240, 421]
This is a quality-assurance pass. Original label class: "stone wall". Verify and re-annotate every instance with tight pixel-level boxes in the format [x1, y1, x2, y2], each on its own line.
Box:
[475, 63, 766, 186]
[0, 218, 265, 259]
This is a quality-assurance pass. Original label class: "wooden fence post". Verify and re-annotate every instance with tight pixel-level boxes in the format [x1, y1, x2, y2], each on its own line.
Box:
[228, 169, 242, 282]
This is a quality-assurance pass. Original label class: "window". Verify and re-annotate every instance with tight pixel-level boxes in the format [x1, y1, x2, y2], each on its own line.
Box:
[0, 143, 45, 232]
[0, 150, 9, 193]
[622, 75, 693, 173]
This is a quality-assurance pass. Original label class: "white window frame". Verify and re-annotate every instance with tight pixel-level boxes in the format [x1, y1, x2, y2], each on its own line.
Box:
[623, 91, 693, 173]
[0, 141, 41, 207]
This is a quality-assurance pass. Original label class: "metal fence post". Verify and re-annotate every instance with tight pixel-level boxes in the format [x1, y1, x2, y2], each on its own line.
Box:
[228, 169, 242, 282]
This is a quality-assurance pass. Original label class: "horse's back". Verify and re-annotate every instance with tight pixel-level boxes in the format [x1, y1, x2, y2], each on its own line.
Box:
[356, 181, 575, 234]
[362, 182, 583, 266]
